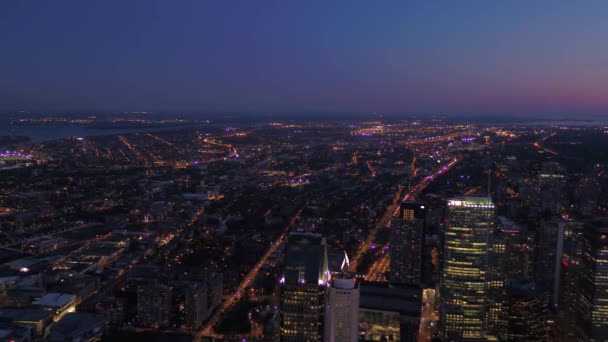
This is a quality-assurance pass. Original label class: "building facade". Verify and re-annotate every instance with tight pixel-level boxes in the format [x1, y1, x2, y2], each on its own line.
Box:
[536, 219, 566, 309]
[441, 196, 494, 341]
[359, 284, 421, 342]
[501, 280, 546, 341]
[576, 220, 608, 341]
[280, 232, 329, 341]
[389, 202, 426, 286]
[324, 276, 359, 342]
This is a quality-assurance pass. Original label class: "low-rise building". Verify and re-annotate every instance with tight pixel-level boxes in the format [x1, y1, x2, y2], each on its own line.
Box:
[48, 313, 105, 342]
[32, 293, 77, 322]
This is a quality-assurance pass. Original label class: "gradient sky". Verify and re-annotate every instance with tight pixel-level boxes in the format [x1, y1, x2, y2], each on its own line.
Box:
[2, 0, 608, 116]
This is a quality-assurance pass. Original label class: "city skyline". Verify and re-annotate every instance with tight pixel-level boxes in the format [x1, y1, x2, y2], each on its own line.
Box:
[0, 116, 607, 340]
[2, 1, 608, 116]
[2, 1, 608, 341]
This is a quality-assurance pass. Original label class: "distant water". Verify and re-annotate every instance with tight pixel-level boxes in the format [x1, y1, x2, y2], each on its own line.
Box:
[0, 124, 203, 143]
[510, 119, 608, 127]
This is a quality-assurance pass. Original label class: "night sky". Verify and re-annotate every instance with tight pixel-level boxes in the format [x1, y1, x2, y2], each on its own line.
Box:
[2, 1, 608, 116]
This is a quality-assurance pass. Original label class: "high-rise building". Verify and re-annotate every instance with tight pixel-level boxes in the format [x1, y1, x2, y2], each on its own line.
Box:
[183, 271, 222, 331]
[557, 220, 583, 340]
[538, 162, 565, 217]
[184, 282, 208, 331]
[486, 232, 507, 337]
[358, 284, 421, 342]
[206, 271, 223, 317]
[536, 218, 566, 309]
[390, 201, 426, 286]
[498, 216, 534, 282]
[442, 304, 465, 341]
[280, 232, 330, 341]
[324, 275, 359, 342]
[576, 220, 608, 341]
[137, 283, 172, 328]
[501, 280, 546, 341]
[441, 196, 494, 341]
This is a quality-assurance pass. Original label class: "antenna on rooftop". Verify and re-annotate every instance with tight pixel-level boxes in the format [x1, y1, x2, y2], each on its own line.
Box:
[9, 113, 15, 137]
[487, 169, 491, 198]
[340, 251, 350, 272]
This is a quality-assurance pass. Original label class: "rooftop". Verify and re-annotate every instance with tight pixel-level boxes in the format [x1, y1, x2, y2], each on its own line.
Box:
[50, 313, 104, 338]
[32, 293, 76, 308]
[283, 232, 328, 285]
[447, 196, 494, 208]
[0, 308, 54, 322]
[359, 284, 421, 316]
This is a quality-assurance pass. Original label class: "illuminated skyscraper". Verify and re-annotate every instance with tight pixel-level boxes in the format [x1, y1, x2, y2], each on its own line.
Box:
[486, 233, 507, 337]
[324, 265, 359, 342]
[280, 232, 330, 341]
[576, 220, 608, 341]
[441, 196, 495, 341]
[390, 202, 426, 286]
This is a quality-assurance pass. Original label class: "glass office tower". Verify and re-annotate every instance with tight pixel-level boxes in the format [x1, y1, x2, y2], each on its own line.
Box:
[441, 196, 495, 341]
[576, 220, 608, 341]
[280, 232, 330, 341]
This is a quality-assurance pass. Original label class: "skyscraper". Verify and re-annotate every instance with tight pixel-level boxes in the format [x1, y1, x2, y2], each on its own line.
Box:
[557, 220, 583, 340]
[441, 196, 495, 341]
[137, 283, 172, 328]
[576, 219, 608, 341]
[486, 232, 507, 337]
[498, 216, 534, 282]
[280, 232, 330, 341]
[184, 282, 208, 331]
[536, 218, 566, 309]
[501, 280, 546, 341]
[324, 273, 359, 342]
[538, 162, 565, 217]
[389, 201, 426, 286]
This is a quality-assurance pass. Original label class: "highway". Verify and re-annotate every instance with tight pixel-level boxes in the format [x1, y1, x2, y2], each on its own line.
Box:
[364, 249, 389, 282]
[195, 206, 304, 340]
[403, 157, 460, 202]
[532, 130, 559, 156]
[348, 186, 402, 273]
[118, 135, 151, 166]
[144, 133, 175, 147]
[533, 141, 559, 156]
[418, 288, 439, 341]
[350, 157, 460, 273]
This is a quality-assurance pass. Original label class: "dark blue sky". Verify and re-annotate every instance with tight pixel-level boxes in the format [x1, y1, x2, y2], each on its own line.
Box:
[2, 1, 608, 116]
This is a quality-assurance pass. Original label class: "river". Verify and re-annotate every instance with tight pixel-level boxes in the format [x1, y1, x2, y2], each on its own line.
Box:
[0, 123, 206, 143]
